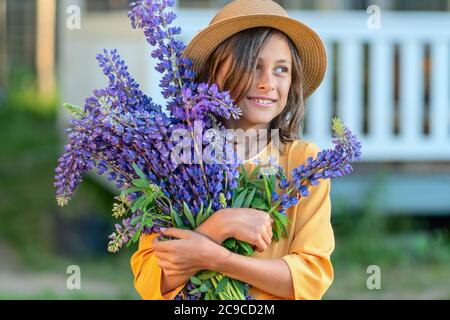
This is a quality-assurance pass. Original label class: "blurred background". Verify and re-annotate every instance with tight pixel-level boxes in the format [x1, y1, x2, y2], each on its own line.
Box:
[0, 0, 449, 299]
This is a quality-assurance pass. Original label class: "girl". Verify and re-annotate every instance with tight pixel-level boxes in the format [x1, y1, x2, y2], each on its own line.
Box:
[131, 0, 334, 300]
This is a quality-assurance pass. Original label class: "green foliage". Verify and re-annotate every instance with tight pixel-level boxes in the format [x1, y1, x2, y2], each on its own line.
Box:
[63, 103, 85, 120]
[331, 174, 450, 267]
[0, 80, 115, 255]
[6, 68, 58, 116]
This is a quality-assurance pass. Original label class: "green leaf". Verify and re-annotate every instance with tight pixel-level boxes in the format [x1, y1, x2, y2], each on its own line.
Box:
[128, 218, 145, 246]
[129, 230, 140, 245]
[143, 218, 154, 227]
[131, 195, 147, 213]
[272, 210, 289, 225]
[189, 288, 202, 295]
[232, 279, 244, 292]
[196, 202, 204, 227]
[242, 188, 256, 208]
[63, 103, 85, 119]
[199, 281, 212, 293]
[147, 214, 170, 221]
[120, 187, 143, 196]
[132, 179, 149, 189]
[197, 270, 217, 280]
[202, 200, 213, 222]
[249, 164, 262, 179]
[132, 162, 147, 181]
[215, 276, 230, 294]
[130, 215, 143, 226]
[269, 174, 277, 193]
[240, 165, 248, 184]
[232, 187, 244, 204]
[247, 180, 265, 189]
[262, 176, 272, 206]
[182, 202, 196, 228]
[251, 197, 269, 211]
[224, 238, 236, 247]
[232, 189, 248, 208]
[190, 276, 203, 286]
[223, 238, 239, 251]
[273, 227, 280, 241]
[139, 197, 153, 213]
[171, 208, 185, 228]
[273, 217, 287, 240]
[238, 241, 255, 256]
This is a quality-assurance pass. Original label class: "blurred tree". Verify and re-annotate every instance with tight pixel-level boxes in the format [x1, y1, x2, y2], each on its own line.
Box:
[0, 0, 7, 99]
[36, 0, 56, 99]
[6, 0, 36, 73]
[86, 0, 133, 11]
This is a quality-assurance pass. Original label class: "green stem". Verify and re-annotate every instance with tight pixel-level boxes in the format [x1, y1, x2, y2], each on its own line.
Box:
[230, 279, 246, 300]
[210, 275, 227, 300]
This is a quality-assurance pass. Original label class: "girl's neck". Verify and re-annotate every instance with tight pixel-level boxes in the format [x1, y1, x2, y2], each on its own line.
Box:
[233, 128, 271, 162]
[222, 118, 271, 161]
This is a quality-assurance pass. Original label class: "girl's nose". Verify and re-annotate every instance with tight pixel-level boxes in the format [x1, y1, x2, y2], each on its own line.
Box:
[256, 70, 276, 91]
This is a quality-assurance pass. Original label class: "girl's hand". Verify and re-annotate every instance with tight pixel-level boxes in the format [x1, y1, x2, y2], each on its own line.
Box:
[221, 208, 274, 252]
[152, 227, 230, 277]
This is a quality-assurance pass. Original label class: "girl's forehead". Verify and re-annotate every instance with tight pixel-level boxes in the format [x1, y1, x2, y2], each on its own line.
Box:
[258, 36, 292, 63]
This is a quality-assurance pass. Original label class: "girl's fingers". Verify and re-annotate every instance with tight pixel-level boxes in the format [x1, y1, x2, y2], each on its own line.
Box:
[160, 227, 192, 239]
[255, 236, 268, 252]
[157, 258, 186, 272]
[154, 251, 174, 263]
[152, 238, 172, 252]
[157, 258, 176, 270]
[158, 260, 197, 277]
[261, 231, 272, 248]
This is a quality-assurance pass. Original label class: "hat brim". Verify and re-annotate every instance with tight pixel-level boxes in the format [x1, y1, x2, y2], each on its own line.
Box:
[182, 14, 327, 99]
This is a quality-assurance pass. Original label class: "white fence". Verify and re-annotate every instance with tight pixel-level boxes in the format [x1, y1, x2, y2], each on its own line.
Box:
[58, 6, 450, 162]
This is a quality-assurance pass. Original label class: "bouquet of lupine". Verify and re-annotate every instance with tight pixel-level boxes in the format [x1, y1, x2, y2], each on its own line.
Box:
[54, 0, 361, 300]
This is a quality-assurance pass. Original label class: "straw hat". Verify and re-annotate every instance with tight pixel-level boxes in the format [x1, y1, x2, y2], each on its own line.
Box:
[182, 0, 327, 99]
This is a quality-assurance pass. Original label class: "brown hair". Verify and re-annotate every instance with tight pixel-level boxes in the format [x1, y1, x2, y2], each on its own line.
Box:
[195, 27, 306, 150]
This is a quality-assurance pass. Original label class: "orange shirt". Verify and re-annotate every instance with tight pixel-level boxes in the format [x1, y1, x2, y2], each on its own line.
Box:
[130, 139, 335, 300]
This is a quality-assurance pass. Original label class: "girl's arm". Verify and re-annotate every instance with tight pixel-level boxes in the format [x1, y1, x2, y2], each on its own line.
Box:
[213, 248, 295, 299]
[159, 208, 273, 295]
[210, 177, 334, 300]
[155, 173, 334, 299]
[131, 210, 231, 299]
[158, 210, 232, 296]
[132, 207, 269, 298]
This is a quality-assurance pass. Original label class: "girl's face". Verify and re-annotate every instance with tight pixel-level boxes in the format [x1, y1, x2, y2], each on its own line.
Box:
[217, 33, 292, 131]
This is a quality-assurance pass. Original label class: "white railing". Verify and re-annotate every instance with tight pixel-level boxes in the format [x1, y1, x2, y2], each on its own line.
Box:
[294, 11, 450, 161]
[58, 7, 450, 161]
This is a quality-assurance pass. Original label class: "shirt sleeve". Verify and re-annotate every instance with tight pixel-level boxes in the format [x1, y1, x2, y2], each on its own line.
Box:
[130, 233, 185, 300]
[280, 142, 335, 300]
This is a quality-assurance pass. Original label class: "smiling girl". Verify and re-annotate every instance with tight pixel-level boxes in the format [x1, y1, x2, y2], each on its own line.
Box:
[131, 0, 335, 300]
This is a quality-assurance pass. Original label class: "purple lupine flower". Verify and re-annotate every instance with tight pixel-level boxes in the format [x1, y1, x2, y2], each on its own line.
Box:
[279, 178, 290, 189]
[107, 215, 141, 253]
[56, 0, 244, 246]
[285, 118, 362, 207]
[56, 0, 362, 301]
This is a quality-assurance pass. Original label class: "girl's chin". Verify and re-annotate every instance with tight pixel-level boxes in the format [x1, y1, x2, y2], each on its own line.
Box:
[244, 112, 275, 126]
[238, 117, 273, 129]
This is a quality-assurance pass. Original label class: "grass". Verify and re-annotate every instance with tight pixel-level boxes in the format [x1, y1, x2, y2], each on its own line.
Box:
[324, 208, 450, 299]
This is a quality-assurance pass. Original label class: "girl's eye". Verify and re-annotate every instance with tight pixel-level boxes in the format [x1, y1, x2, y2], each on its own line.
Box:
[255, 64, 288, 73]
[276, 66, 289, 73]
